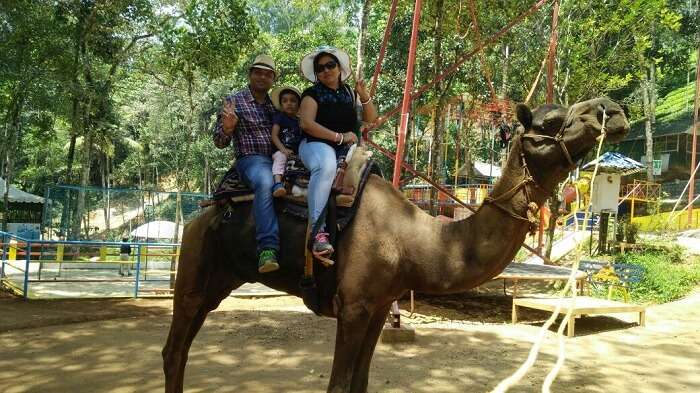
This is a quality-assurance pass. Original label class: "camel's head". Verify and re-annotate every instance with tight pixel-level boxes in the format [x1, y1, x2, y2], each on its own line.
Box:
[516, 97, 630, 183]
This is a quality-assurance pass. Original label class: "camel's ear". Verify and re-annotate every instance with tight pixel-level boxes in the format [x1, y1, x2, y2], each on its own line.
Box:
[516, 104, 533, 130]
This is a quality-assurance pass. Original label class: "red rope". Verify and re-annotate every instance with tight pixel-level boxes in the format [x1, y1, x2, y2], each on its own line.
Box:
[364, 0, 552, 135]
[370, 0, 399, 97]
[410, 0, 551, 101]
[467, 0, 497, 101]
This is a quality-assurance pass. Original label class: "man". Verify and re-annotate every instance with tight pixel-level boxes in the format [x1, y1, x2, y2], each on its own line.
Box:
[213, 54, 280, 273]
[119, 237, 132, 276]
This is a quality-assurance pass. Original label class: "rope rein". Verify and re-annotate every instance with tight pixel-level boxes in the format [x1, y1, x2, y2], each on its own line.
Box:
[491, 109, 609, 393]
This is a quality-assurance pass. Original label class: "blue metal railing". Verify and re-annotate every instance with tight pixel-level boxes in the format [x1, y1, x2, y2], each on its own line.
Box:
[0, 230, 180, 299]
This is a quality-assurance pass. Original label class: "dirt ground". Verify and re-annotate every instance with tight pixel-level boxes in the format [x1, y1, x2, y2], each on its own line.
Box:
[1, 282, 699, 393]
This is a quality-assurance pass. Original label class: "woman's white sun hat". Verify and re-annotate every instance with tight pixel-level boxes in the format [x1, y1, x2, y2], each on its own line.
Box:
[270, 86, 302, 111]
[300, 46, 352, 82]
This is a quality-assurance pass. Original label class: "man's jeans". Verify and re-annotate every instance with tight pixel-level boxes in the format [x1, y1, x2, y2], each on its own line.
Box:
[298, 139, 337, 233]
[236, 155, 279, 253]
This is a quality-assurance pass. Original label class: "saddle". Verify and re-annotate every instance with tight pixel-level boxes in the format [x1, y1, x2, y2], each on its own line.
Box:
[209, 144, 377, 214]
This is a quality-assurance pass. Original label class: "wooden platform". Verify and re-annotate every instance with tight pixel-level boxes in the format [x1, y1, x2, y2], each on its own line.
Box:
[512, 296, 646, 337]
[496, 264, 588, 298]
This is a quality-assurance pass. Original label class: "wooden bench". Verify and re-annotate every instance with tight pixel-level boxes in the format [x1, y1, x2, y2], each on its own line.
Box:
[512, 296, 646, 337]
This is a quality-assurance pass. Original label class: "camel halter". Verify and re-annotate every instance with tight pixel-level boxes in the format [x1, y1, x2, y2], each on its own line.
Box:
[482, 106, 578, 233]
[521, 105, 578, 170]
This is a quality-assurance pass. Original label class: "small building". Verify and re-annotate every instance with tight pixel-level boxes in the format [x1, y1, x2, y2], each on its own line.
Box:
[581, 152, 646, 214]
[456, 160, 502, 184]
[0, 178, 45, 239]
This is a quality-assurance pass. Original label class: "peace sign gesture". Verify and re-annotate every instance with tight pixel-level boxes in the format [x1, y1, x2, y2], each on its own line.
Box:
[222, 99, 238, 135]
[355, 79, 371, 103]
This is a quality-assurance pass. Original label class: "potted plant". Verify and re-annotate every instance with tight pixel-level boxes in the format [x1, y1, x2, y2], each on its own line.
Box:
[625, 222, 639, 244]
[615, 220, 626, 242]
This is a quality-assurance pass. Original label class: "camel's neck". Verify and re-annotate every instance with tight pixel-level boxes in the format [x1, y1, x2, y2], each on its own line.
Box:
[406, 137, 556, 294]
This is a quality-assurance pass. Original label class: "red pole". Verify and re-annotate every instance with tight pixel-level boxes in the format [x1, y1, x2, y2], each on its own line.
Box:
[539, 0, 559, 253]
[370, 0, 399, 97]
[392, 0, 423, 188]
[689, 46, 700, 227]
[388, 0, 422, 330]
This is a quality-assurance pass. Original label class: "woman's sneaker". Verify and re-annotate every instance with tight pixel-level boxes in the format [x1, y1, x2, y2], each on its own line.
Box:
[272, 182, 286, 197]
[258, 249, 279, 273]
[312, 232, 334, 255]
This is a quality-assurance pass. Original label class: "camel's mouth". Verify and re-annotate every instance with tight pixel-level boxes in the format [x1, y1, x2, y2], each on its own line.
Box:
[602, 113, 630, 144]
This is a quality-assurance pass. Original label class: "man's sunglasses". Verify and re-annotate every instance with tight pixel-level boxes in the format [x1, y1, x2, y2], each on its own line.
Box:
[314, 60, 338, 73]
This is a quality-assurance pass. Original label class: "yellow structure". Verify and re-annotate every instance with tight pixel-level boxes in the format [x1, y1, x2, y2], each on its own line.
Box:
[619, 180, 661, 220]
[8, 239, 17, 260]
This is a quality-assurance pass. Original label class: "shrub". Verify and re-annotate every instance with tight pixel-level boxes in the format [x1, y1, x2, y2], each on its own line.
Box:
[625, 222, 639, 243]
[615, 247, 700, 303]
[615, 221, 625, 242]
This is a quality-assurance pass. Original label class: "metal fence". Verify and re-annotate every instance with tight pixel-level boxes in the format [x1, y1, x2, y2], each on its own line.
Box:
[1, 230, 180, 299]
[42, 184, 208, 241]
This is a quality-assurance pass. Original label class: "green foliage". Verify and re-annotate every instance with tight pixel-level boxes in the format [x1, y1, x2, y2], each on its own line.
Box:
[158, 0, 258, 80]
[615, 247, 700, 303]
[625, 221, 639, 244]
[615, 220, 626, 241]
[1, 0, 697, 206]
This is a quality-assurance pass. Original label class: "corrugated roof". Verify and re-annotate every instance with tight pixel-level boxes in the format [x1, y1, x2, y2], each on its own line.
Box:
[0, 178, 45, 204]
[625, 112, 694, 141]
[581, 152, 645, 175]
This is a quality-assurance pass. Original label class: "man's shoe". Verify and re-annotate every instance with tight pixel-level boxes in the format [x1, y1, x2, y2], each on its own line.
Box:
[258, 249, 280, 273]
[312, 232, 334, 255]
[272, 182, 286, 197]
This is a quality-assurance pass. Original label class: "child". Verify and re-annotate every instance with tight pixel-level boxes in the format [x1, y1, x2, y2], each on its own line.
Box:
[270, 86, 302, 197]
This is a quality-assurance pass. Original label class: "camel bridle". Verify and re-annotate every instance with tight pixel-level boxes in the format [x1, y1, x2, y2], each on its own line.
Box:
[483, 106, 607, 233]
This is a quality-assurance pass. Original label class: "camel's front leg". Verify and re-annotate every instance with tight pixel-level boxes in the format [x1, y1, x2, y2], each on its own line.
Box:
[327, 302, 371, 393]
[349, 303, 392, 393]
[162, 238, 244, 393]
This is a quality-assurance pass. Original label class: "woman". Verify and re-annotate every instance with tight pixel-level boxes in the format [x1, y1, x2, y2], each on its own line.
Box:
[298, 46, 378, 256]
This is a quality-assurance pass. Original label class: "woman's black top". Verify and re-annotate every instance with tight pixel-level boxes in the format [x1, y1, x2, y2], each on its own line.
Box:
[301, 82, 359, 147]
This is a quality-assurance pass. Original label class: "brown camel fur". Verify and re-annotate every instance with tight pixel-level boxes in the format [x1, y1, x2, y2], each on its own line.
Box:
[162, 97, 629, 393]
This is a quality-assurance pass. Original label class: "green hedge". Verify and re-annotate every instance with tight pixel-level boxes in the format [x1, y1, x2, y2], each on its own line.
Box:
[614, 246, 700, 304]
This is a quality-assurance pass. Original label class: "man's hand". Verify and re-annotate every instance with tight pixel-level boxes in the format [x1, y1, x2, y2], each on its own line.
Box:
[282, 147, 294, 156]
[222, 99, 238, 135]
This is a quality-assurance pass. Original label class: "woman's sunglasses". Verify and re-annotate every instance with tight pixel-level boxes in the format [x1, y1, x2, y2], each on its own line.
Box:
[314, 60, 338, 73]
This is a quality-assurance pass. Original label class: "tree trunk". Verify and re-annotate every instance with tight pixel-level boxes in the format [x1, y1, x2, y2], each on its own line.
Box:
[545, 191, 560, 258]
[170, 192, 182, 289]
[500, 44, 509, 98]
[429, 0, 446, 216]
[2, 93, 25, 232]
[101, 153, 111, 234]
[355, 0, 371, 79]
[641, 66, 654, 182]
[72, 132, 93, 239]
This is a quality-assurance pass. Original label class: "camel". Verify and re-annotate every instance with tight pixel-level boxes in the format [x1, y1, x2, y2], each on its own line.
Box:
[162, 97, 629, 393]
